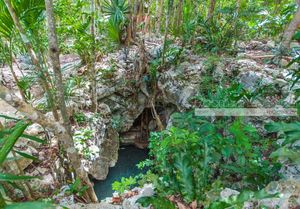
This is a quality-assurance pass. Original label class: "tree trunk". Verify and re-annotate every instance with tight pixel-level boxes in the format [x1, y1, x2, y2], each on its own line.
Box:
[237, 0, 241, 13]
[132, 0, 139, 38]
[126, 0, 134, 44]
[158, 0, 164, 32]
[90, 0, 97, 113]
[0, 84, 98, 202]
[155, 0, 159, 33]
[176, 0, 183, 35]
[282, 0, 300, 48]
[207, 0, 216, 22]
[44, 0, 98, 202]
[3, 0, 59, 121]
[162, 0, 173, 66]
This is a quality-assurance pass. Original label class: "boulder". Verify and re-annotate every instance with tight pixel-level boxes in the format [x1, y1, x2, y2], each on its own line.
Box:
[122, 184, 154, 209]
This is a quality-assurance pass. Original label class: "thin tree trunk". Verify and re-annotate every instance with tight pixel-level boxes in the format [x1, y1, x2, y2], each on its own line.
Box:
[237, 0, 241, 13]
[155, 0, 159, 33]
[158, 0, 164, 32]
[90, 0, 97, 113]
[144, 0, 152, 35]
[0, 85, 99, 202]
[282, 0, 300, 48]
[132, 0, 139, 38]
[126, 0, 134, 44]
[44, 0, 98, 202]
[176, 0, 183, 35]
[207, 0, 216, 22]
[162, 0, 173, 66]
[3, 0, 59, 121]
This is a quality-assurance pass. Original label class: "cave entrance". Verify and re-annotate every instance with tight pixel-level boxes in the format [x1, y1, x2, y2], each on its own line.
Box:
[119, 104, 174, 149]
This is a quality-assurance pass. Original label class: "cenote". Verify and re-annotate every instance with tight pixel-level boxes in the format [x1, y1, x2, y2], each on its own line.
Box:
[93, 145, 149, 200]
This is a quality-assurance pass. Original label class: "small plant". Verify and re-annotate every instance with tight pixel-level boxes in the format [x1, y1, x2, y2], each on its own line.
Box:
[112, 176, 137, 194]
[65, 178, 89, 197]
[100, 64, 116, 80]
[17, 76, 34, 101]
[111, 115, 123, 131]
[102, 0, 129, 43]
[0, 115, 51, 208]
[73, 128, 99, 160]
[73, 112, 87, 125]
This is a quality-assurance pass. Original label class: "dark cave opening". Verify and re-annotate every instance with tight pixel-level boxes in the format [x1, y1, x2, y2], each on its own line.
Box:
[119, 104, 175, 149]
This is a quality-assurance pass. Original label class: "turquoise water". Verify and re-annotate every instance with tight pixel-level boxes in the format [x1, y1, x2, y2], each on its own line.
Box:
[93, 146, 148, 200]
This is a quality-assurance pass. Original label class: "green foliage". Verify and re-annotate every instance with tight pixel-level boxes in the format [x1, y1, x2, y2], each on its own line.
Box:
[0, 116, 50, 208]
[65, 178, 89, 197]
[73, 112, 87, 125]
[111, 115, 123, 131]
[17, 76, 34, 101]
[4, 201, 55, 209]
[112, 176, 136, 194]
[147, 113, 281, 203]
[266, 121, 300, 164]
[102, 0, 129, 43]
[136, 196, 176, 209]
[100, 64, 117, 80]
[207, 189, 277, 209]
[0, 120, 29, 165]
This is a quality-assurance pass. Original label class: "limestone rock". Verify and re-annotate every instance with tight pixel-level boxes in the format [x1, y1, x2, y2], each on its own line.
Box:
[122, 184, 154, 209]
[66, 203, 122, 209]
[257, 180, 300, 209]
[220, 188, 240, 200]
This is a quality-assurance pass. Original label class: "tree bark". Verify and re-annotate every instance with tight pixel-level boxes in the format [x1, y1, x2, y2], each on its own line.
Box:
[158, 0, 164, 32]
[3, 0, 59, 121]
[237, 0, 241, 13]
[282, 0, 300, 48]
[207, 0, 216, 22]
[0, 84, 98, 202]
[176, 0, 183, 35]
[126, 0, 134, 44]
[162, 0, 173, 66]
[90, 0, 97, 113]
[155, 0, 159, 33]
[44, 0, 98, 202]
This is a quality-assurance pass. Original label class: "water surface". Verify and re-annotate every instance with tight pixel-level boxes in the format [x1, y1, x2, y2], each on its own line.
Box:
[93, 145, 148, 200]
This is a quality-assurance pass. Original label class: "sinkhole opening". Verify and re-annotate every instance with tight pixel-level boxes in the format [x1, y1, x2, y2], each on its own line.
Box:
[94, 104, 176, 200]
[119, 104, 173, 149]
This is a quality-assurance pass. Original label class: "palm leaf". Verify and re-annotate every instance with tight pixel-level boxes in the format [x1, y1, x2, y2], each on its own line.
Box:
[0, 173, 40, 181]
[0, 121, 29, 166]
[4, 201, 55, 209]
[14, 150, 39, 161]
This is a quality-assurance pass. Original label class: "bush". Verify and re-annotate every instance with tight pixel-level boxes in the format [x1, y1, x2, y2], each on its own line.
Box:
[146, 113, 281, 203]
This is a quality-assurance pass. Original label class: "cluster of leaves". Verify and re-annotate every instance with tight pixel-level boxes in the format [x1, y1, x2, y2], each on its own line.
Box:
[65, 178, 89, 197]
[112, 176, 136, 194]
[139, 112, 281, 206]
[102, 0, 129, 43]
[0, 115, 54, 208]
[73, 128, 99, 160]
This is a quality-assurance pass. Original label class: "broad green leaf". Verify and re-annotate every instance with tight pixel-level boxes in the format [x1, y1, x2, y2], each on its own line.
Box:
[270, 148, 300, 163]
[0, 121, 29, 166]
[136, 196, 176, 209]
[14, 150, 39, 161]
[0, 173, 41, 181]
[21, 134, 46, 144]
[5, 201, 55, 209]
[0, 115, 19, 121]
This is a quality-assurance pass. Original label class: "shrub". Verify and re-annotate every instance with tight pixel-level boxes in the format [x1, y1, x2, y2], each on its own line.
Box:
[146, 113, 281, 203]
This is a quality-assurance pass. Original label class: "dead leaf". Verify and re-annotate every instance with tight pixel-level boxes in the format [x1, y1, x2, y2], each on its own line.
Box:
[190, 200, 197, 209]
[177, 202, 189, 209]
